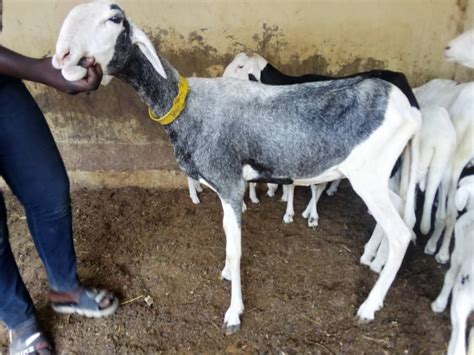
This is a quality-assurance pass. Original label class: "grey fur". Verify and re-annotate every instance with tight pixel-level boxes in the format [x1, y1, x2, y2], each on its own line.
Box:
[101, 12, 409, 227]
[111, 42, 391, 217]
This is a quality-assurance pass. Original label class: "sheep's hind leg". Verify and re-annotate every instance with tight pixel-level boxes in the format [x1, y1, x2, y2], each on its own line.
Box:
[347, 172, 412, 321]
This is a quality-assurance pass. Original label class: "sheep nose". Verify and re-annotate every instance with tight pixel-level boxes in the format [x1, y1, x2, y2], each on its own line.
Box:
[445, 46, 451, 50]
[55, 49, 71, 65]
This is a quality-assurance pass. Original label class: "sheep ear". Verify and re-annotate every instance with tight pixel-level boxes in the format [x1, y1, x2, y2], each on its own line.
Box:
[130, 24, 167, 79]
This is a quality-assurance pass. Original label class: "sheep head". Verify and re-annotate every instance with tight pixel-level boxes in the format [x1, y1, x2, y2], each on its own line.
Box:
[53, 0, 167, 84]
[445, 28, 474, 69]
[223, 52, 268, 81]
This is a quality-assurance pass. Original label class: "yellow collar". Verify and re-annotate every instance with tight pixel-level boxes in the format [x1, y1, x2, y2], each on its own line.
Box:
[148, 76, 189, 125]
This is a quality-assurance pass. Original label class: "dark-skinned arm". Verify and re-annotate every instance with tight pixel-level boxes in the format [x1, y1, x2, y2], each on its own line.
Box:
[0, 46, 102, 95]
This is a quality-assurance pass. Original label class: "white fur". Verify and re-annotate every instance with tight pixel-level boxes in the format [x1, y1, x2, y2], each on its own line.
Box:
[417, 106, 456, 235]
[416, 81, 474, 263]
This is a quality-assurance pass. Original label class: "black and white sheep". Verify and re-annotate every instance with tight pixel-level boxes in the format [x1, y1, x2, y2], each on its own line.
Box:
[53, 1, 421, 334]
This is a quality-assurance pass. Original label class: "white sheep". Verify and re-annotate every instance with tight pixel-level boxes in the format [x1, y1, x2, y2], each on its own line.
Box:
[445, 28, 474, 69]
[54, 1, 421, 333]
[416, 80, 474, 263]
[431, 205, 474, 355]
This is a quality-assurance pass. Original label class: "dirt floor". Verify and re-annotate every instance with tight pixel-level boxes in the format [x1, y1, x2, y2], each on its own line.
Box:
[0, 182, 453, 353]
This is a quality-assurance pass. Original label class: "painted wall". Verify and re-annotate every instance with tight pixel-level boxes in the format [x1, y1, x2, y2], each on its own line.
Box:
[0, 0, 473, 187]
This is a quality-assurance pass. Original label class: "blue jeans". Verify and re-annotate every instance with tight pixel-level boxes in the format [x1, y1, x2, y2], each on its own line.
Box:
[0, 76, 78, 329]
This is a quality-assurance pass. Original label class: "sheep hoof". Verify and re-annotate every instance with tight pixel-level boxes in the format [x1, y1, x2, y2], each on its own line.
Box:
[435, 252, 449, 264]
[424, 244, 436, 255]
[359, 255, 373, 266]
[223, 324, 241, 336]
[250, 197, 260, 204]
[220, 269, 231, 282]
[356, 316, 372, 325]
[431, 300, 446, 313]
[283, 214, 294, 224]
[356, 300, 379, 323]
[191, 197, 201, 204]
[308, 217, 318, 228]
[369, 262, 383, 274]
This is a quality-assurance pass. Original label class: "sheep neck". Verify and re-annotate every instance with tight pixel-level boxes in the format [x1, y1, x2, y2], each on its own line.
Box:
[115, 46, 180, 119]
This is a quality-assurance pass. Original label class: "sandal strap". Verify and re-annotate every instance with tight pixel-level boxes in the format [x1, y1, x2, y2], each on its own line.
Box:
[50, 286, 118, 317]
[91, 289, 108, 304]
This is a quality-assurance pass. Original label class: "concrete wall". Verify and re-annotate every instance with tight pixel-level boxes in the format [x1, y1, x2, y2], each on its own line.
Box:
[0, 0, 473, 188]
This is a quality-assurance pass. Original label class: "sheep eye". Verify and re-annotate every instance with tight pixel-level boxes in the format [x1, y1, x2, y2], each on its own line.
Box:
[238, 65, 244, 69]
[108, 15, 123, 24]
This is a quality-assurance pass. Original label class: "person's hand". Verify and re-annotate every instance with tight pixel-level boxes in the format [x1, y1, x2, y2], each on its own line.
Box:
[37, 57, 103, 95]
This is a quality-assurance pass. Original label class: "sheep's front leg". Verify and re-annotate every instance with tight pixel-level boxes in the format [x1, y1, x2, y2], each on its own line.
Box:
[302, 184, 326, 228]
[448, 278, 471, 355]
[267, 183, 278, 197]
[327, 179, 342, 196]
[432, 256, 461, 313]
[301, 186, 315, 219]
[220, 200, 244, 334]
[308, 184, 326, 228]
[248, 182, 259, 203]
[187, 177, 201, 204]
[283, 185, 295, 223]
